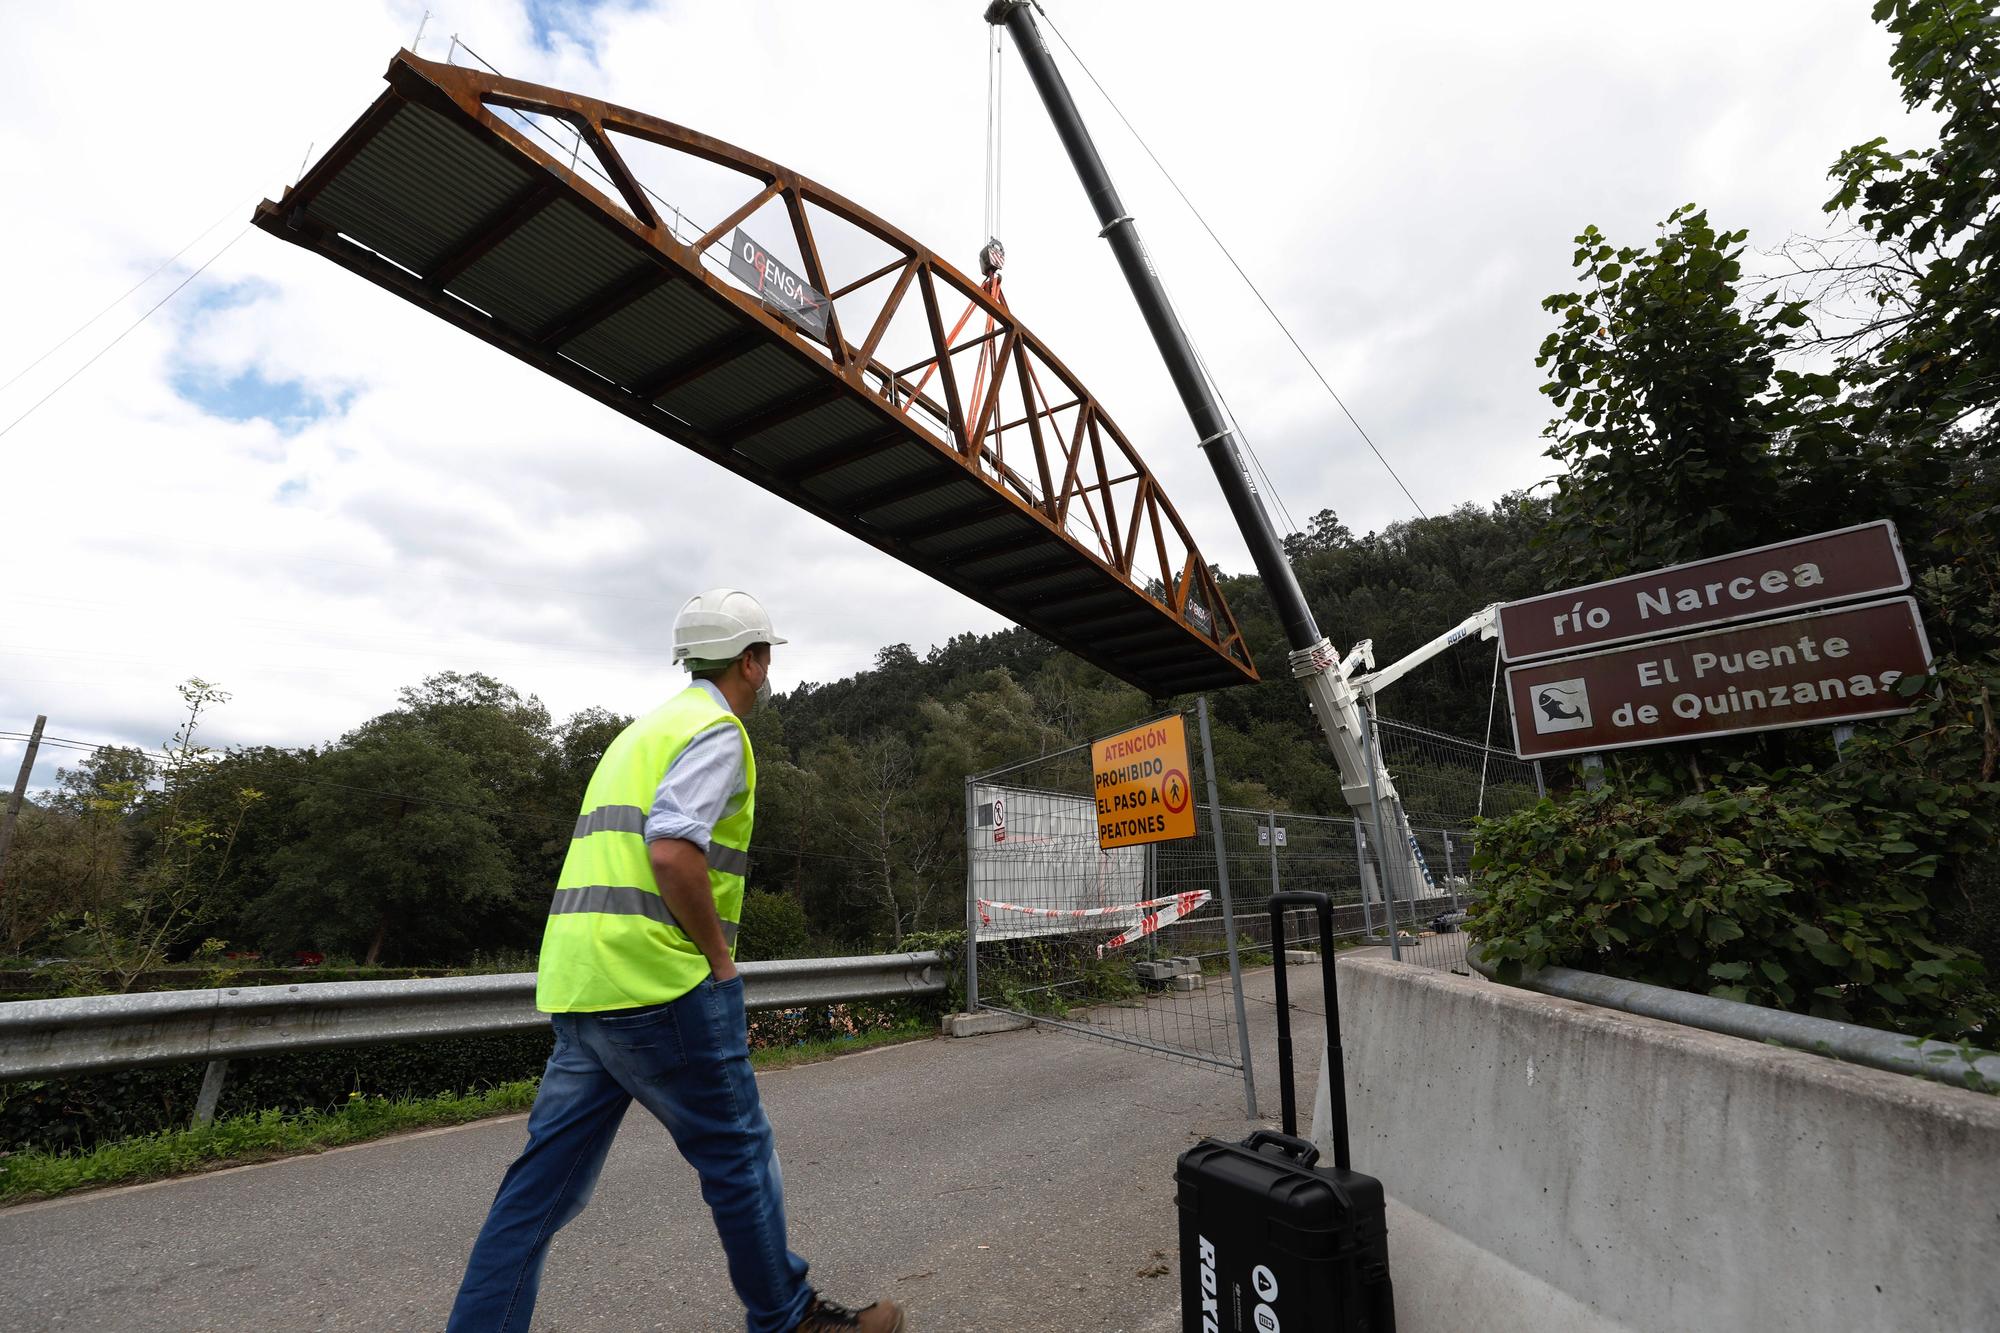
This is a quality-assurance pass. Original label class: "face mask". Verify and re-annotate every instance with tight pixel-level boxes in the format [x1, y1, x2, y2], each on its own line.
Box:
[755, 676, 772, 710]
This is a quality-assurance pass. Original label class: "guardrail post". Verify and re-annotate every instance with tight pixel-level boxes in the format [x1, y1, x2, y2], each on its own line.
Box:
[1442, 830, 1459, 911]
[192, 1059, 229, 1128]
[963, 777, 980, 1012]
[1352, 819, 1375, 939]
[1358, 697, 1401, 961]
[1197, 695, 1258, 1119]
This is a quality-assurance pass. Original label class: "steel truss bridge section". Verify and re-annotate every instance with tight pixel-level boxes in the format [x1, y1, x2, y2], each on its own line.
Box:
[255, 52, 1256, 696]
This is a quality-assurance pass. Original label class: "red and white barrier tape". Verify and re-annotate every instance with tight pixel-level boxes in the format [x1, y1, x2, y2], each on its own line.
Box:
[978, 891, 1200, 928]
[1097, 890, 1212, 957]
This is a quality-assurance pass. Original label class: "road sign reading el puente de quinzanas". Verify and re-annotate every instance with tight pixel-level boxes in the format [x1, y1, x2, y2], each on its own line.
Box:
[1499, 523, 1930, 760]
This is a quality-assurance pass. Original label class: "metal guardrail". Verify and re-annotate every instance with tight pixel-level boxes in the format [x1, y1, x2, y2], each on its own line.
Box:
[0, 953, 946, 1083]
[1466, 948, 1999, 1094]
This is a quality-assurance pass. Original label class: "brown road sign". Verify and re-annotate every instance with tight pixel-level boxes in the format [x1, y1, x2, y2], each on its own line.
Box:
[1507, 597, 1932, 760]
[1092, 714, 1197, 849]
[1498, 521, 1909, 662]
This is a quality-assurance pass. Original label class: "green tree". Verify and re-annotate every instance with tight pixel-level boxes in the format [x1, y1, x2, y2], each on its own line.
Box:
[77, 680, 262, 989]
[1824, 0, 2000, 440]
[1533, 206, 1810, 587]
[813, 734, 951, 949]
[46, 746, 155, 818]
[0, 805, 126, 953]
[252, 729, 519, 964]
[736, 888, 810, 962]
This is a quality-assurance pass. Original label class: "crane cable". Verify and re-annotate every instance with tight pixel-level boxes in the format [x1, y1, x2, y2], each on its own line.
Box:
[985, 24, 1004, 246]
[1030, 3, 1428, 521]
[1475, 641, 1502, 825]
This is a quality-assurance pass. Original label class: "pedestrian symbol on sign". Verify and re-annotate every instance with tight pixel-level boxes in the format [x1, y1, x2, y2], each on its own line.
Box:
[1163, 768, 1190, 815]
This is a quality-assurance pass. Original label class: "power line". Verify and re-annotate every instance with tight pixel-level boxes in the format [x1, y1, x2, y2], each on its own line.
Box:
[0, 228, 251, 442]
[0, 196, 254, 395]
[1032, 5, 1428, 520]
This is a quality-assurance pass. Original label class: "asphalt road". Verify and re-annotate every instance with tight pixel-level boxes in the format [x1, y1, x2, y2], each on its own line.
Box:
[1, 967, 1325, 1332]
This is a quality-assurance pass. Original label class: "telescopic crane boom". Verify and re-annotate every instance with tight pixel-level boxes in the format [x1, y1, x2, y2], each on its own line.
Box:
[986, 0, 1428, 906]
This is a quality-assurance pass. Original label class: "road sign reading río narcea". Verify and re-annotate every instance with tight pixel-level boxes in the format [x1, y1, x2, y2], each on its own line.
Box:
[1497, 521, 1908, 662]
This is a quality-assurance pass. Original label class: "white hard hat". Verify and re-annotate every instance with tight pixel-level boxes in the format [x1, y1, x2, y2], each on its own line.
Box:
[672, 588, 788, 665]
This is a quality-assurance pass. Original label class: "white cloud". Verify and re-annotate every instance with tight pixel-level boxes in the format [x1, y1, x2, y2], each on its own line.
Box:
[0, 0, 1926, 790]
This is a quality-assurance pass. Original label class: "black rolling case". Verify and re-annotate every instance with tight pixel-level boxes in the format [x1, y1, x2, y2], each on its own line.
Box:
[1175, 891, 1395, 1332]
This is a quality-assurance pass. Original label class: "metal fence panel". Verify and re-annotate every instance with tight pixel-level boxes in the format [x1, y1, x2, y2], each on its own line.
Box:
[964, 709, 1541, 1057]
[965, 705, 1256, 1091]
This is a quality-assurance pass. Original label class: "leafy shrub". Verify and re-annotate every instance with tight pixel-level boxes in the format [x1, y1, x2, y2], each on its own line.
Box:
[1469, 774, 1993, 1040]
[736, 889, 810, 962]
[901, 927, 966, 1011]
[1, 1031, 555, 1155]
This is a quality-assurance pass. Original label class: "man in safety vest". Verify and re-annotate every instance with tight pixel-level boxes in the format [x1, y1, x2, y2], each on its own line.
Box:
[449, 590, 905, 1333]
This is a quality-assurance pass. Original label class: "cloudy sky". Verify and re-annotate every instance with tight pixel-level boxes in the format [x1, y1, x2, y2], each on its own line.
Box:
[0, 0, 1926, 792]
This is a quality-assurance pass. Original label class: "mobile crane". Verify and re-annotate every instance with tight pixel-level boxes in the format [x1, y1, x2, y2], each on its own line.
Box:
[987, 2, 1500, 934]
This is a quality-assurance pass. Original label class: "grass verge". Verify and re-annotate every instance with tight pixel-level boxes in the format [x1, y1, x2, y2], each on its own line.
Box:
[749, 1020, 931, 1071]
[0, 1022, 934, 1206]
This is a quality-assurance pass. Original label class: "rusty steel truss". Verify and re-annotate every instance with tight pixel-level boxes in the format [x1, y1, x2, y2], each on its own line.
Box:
[254, 51, 1256, 694]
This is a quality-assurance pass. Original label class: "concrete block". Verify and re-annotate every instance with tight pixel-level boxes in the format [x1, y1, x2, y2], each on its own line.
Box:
[1284, 949, 1320, 965]
[1135, 960, 1178, 983]
[1171, 974, 1204, 992]
[941, 1010, 1032, 1038]
[1171, 956, 1201, 976]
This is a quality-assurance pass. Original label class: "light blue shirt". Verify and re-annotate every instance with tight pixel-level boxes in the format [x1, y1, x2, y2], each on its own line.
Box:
[642, 680, 748, 852]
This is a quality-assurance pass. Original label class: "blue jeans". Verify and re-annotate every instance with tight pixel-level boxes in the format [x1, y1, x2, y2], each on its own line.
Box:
[448, 975, 813, 1332]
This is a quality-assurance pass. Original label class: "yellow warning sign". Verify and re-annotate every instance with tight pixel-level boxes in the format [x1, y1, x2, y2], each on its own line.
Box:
[1091, 715, 1197, 849]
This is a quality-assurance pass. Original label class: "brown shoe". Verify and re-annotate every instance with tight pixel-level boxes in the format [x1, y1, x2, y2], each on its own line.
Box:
[796, 1292, 905, 1332]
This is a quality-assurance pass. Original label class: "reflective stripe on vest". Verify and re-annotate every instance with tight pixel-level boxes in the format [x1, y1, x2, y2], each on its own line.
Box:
[534, 684, 756, 1013]
[546, 884, 741, 946]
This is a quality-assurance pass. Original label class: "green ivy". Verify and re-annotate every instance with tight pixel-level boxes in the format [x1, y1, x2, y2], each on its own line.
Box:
[1468, 763, 1994, 1039]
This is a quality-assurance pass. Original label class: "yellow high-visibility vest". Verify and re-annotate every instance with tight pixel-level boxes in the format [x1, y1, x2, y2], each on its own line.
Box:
[536, 685, 755, 1012]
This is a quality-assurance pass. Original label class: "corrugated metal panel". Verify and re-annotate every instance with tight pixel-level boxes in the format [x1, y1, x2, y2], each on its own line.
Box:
[732, 397, 883, 471]
[1024, 588, 1136, 620]
[657, 343, 806, 431]
[306, 103, 533, 272]
[911, 512, 1022, 555]
[1010, 566, 1102, 599]
[953, 542, 1079, 579]
[858, 477, 988, 525]
[564, 279, 738, 388]
[450, 199, 649, 334]
[802, 448, 939, 502]
[1096, 627, 1178, 655]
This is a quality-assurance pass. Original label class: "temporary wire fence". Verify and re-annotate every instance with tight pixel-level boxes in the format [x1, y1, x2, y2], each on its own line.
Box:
[964, 709, 1547, 1067]
[1368, 714, 1542, 974]
[964, 704, 1259, 1108]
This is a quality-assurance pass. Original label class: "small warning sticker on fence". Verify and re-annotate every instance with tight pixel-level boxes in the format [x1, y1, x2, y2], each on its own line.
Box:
[1091, 715, 1196, 849]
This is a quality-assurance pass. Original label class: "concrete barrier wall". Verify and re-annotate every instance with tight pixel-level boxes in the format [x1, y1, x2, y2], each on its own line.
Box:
[1310, 956, 2000, 1333]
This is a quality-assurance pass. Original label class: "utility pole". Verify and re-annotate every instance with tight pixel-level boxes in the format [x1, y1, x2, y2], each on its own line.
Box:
[0, 715, 48, 894]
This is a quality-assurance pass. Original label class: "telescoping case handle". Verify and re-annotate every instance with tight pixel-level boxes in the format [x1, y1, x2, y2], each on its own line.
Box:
[1266, 890, 1351, 1173]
